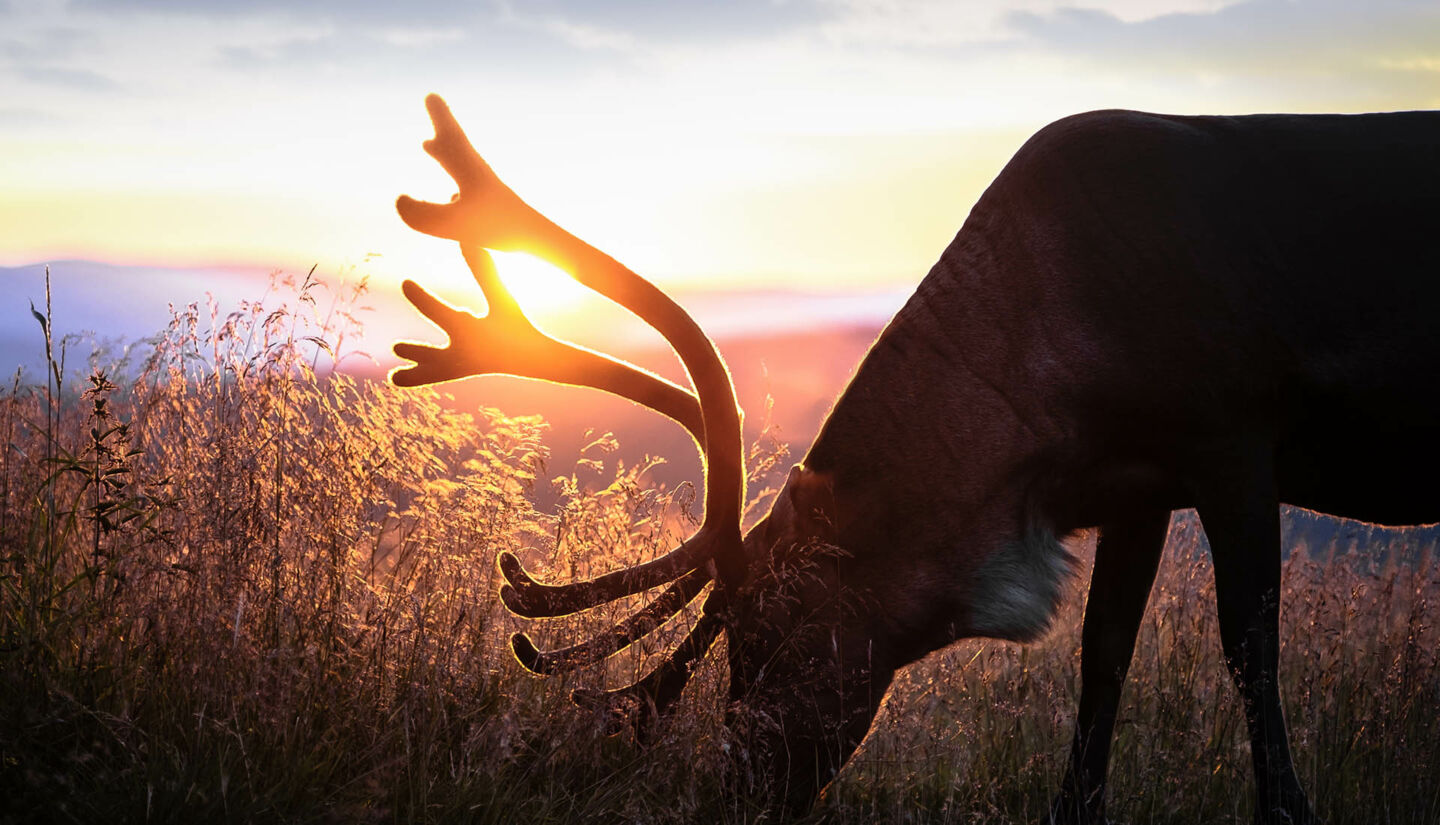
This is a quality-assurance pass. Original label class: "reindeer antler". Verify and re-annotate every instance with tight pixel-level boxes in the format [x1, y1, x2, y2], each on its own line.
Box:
[508, 568, 711, 672]
[393, 245, 704, 440]
[392, 94, 745, 729]
[571, 608, 725, 740]
[395, 95, 545, 254]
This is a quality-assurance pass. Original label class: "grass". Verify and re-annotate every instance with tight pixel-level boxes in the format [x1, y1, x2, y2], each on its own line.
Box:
[1, 270, 1436, 824]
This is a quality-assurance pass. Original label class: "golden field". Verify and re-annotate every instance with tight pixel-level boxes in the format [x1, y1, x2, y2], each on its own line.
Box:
[1, 275, 1436, 824]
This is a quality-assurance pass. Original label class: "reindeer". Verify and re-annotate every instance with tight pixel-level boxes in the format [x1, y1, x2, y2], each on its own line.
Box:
[390, 94, 1440, 823]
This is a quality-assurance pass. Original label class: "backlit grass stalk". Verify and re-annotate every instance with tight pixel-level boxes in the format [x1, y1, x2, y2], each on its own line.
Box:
[0, 268, 1434, 824]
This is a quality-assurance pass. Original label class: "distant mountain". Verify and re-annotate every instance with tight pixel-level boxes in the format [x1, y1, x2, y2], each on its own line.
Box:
[1, 259, 909, 380]
[1, 260, 274, 377]
[1168, 507, 1438, 566]
[395, 322, 887, 511]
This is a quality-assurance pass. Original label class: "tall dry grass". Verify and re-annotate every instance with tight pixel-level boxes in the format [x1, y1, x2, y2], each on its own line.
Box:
[1, 270, 1436, 824]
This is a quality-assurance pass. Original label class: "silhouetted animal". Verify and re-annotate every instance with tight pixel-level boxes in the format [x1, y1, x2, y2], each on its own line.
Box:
[392, 96, 1440, 824]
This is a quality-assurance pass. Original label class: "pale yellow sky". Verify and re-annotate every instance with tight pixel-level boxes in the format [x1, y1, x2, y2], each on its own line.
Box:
[3, 0, 1439, 315]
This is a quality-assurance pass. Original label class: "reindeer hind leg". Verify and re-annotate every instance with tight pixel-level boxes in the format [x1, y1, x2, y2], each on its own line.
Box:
[1194, 450, 1318, 825]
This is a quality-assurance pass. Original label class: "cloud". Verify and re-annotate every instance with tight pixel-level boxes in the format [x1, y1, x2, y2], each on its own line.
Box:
[502, 12, 638, 53]
[14, 64, 119, 91]
[63, 0, 496, 62]
[0, 106, 65, 127]
[372, 26, 467, 48]
[997, 0, 1440, 112]
[1006, 0, 1440, 85]
[811, 0, 1240, 49]
[66, 0, 834, 52]
[69, 0, 483, 25]
[210, 25, 340, 70]
[0, 27, 92, 60]
[501, 0, 829, 43]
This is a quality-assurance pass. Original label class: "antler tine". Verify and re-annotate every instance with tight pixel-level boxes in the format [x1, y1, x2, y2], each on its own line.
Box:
[460, 236, 521, 319]
[397, 94, 747, 614]
[509, 568, 710, 674]
[571, 608, 725, 741]
[393, 246, 705, 442]
[498, 530, 721, 618]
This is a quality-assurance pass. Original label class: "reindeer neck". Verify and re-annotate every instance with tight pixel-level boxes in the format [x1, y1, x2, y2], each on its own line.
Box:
[805, 215, 1068, 517]
[799, 225, 1077, 654]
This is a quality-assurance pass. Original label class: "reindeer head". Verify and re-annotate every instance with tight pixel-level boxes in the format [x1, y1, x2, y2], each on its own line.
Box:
[723, 464, 900, 812]
[390, 94, 891, 814]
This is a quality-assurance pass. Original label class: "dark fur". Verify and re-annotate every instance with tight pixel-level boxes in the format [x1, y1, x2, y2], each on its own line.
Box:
[728, 110, 1440, 822]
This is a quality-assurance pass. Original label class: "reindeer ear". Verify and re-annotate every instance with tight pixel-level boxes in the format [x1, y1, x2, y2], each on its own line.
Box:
[780, 464, 837, 540]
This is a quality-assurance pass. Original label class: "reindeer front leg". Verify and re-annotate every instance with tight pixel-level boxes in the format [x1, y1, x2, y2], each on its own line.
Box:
[1050, 508, 1169, 825]
[1194, 450, 1318, 825]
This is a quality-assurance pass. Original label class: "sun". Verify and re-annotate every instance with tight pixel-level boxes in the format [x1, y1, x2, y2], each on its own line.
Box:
[381, 241, 610, 357]
[486, 250, 593, 320]
[391, 245, 594, 322]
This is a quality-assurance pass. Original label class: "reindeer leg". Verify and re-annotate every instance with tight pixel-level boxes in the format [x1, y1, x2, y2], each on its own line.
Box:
[1194, 455, 1318, 825]
[1050, 507, 1170, 825]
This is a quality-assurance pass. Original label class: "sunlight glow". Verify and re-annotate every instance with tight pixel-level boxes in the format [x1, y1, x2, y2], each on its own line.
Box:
[6, 0, 1437, 307]
[488, 250, 593, 318]
[384, 246, 595, 328]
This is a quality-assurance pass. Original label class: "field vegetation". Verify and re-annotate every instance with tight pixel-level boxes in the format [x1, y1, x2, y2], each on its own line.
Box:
[1, 273, 1436, 824]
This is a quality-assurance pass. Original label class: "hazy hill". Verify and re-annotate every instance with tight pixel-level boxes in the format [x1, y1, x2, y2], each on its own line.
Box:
[393, 322, 886, 511]
[1, 260, 273, 376]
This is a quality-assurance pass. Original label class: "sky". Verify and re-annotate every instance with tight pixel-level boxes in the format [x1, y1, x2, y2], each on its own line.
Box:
[3, 0, 1440, 321]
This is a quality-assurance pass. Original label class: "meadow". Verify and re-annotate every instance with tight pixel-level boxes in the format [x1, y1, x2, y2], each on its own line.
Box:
[1, 273, 1436, 824]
